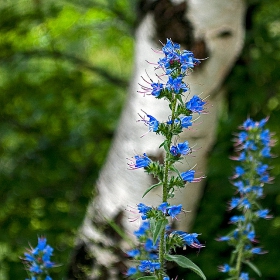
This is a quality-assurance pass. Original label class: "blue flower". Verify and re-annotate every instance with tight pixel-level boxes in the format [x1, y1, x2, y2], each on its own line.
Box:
[256, 164, 268, 175]
[144, 239, 158, 252]
[162, 39, 180, 56]
[229, 215, 245, 223]
[24, 237, 55, 278]
[126, 267, 137, 276]
[137, 203, 152, 220]
[170, 141, 190, 156]
[173, 231, 204, 249]
[180, 50, 200, 70]
[177, 141, 190, 155]
[255, 209, 272, 219]
[158, 202, 169, 213]
[167, 204, 182, 218]
[128, 153, 151, 170]
[170, 145, 179, 156]
[216, 236, 230, 242]
[243, 118, 255, 129]
[166, 76, 188, 94]
[134, 221, 150, 237]
[251, 247, 267, 254]
[180, 170, 195, 182]
[261, 146, 271, 158]
[186, 95, 206, 114]
[243, 140, 257, 151]
[147, 114, 159, 132]
[151, 82, 164, 97]
[229, 197, 240, 209]
[174, 116, 193, 129]
[218, 264, 231, 273]
[127, 249, 140, 257]
[239, 272, 249, 280]
[235, 166, 245, 177]
[138, 260, 160, 273]
[240, 198, 251, 209]
[238, 131, 248, 143]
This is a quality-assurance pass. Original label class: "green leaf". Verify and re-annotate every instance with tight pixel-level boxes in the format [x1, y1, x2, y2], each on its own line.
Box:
[163, 140, 170, 153]
[137, 277, 157, 280]
[142, 182, 162, 198]
[165, 254, 206, 280]
[153, 218, 168, 245]
[169, 165, 181, 177]
[243, 260, 262, 277]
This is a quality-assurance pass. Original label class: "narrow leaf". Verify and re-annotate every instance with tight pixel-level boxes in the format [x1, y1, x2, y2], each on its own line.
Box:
[137, 277, 157, 280]
[169, 166, 181, 177]
[165, 254, 206, 280]
[153, 219, 168, 245]
[142, 182, 162, 198]
[243, 261, 262, 277]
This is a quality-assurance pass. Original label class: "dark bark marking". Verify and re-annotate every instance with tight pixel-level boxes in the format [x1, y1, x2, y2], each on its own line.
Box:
[67, 241, 95, 280]
[138, 0, 208, 60]
[217, 29, 233, 38]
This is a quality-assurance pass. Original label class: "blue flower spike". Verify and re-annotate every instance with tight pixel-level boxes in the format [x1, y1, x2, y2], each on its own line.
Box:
[127, 39, 206, 279]
[23, 237, 55, 280]
[217, 118, 275, 279]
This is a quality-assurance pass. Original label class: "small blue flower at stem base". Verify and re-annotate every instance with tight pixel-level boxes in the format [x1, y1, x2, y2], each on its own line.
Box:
[138, 260, 161, 273]
[186, 95, 206, 114]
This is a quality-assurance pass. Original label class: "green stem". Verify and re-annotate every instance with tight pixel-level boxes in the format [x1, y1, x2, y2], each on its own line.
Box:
[158, 96, 177, 280]
[235, 242, 244, 278]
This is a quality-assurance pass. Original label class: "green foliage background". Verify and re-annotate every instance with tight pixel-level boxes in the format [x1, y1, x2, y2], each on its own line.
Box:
[0, 0, 280, 279]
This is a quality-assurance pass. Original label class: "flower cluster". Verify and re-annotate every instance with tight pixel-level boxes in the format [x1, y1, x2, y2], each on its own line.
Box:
[23, 237, 55, 280]
[217, 118, 274, 279]
[127, 202, 203, 279]
[126, 39, 207, 280]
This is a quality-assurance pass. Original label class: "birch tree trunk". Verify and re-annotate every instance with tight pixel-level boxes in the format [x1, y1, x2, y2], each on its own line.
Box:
[68, 0, 246, 279]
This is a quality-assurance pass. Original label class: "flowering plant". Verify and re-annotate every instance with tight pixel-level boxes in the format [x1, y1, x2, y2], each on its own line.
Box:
[217, 118, 275, 279]
[126, 39, 206, 280]
[23, 237, 55, 280]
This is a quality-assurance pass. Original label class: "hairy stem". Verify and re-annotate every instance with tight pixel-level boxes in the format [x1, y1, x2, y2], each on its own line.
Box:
[158, 96, 177, 280]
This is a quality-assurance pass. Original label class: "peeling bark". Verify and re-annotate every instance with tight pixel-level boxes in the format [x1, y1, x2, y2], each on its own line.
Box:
[68, 1, 246, 279]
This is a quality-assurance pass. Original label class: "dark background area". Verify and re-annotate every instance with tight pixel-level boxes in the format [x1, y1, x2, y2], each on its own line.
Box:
[0, 0, 280, 279]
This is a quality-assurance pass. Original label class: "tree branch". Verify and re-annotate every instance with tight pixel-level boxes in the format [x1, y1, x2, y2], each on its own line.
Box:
[0, 49, 129, 87]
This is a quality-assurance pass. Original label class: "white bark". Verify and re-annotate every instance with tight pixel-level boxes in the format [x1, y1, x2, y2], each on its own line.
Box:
[77, 0, 246, 277]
